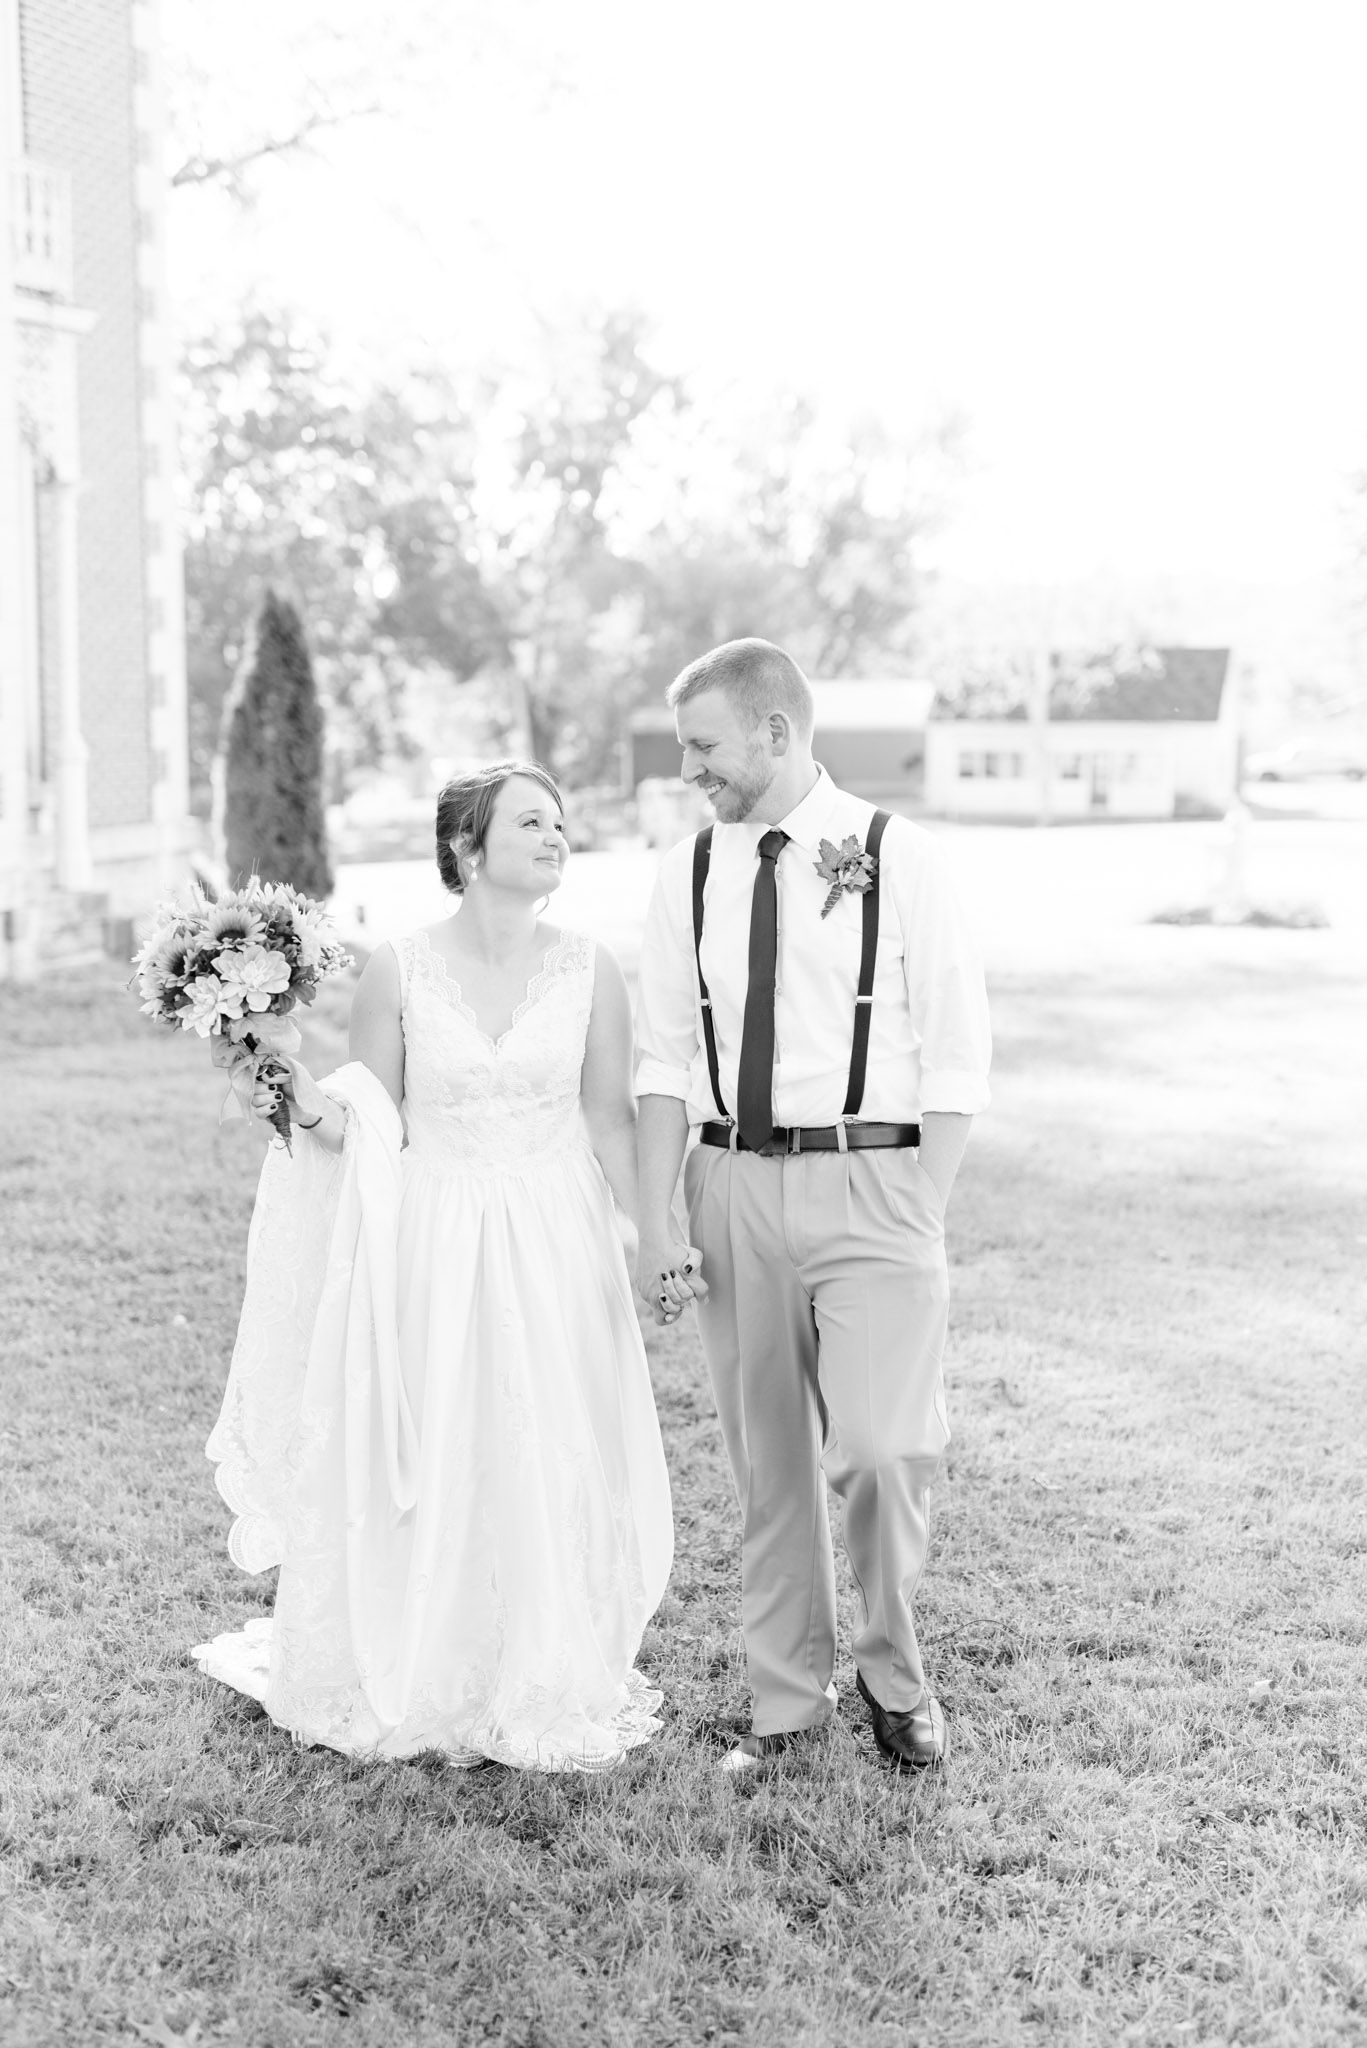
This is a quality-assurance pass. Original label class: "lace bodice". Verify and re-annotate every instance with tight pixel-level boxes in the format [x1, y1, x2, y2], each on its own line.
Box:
[396, 927, 596, 1179]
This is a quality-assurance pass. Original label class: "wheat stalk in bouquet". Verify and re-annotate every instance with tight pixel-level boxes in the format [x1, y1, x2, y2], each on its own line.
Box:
[131, 879, 352, 1151]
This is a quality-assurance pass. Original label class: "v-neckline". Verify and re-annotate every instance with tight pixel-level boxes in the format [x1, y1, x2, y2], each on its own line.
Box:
[416, 928, 569, 1048]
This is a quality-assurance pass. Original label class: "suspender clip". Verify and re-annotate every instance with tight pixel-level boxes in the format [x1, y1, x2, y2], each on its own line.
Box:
[834, 1120, 850, 1155]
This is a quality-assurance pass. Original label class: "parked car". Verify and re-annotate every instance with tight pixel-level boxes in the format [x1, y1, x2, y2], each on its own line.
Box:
[1243, 741, 1367, 783]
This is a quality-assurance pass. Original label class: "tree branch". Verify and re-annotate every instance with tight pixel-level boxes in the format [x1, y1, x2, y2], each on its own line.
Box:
[171, 105, 380, 193]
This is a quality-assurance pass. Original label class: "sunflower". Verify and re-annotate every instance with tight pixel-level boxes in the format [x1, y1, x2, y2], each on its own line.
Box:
[155, 933, 196, 980]
[204, 899, 267, 949]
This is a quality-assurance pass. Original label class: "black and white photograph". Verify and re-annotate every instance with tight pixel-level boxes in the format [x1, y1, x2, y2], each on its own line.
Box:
[2, 2, 1365, 2043]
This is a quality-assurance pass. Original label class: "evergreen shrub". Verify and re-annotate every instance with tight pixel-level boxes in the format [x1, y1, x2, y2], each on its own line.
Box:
[216, 590, 333, 898]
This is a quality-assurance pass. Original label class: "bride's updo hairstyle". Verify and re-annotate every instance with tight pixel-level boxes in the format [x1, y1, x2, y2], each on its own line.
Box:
[435, 760, 564, 895]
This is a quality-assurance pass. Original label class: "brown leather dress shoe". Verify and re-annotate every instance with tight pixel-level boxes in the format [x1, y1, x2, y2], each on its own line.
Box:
[856, 1672, 947, 1770]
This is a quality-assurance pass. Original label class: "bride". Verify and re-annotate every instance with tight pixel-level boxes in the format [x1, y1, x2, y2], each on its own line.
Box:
[192, 762, 683, 1770]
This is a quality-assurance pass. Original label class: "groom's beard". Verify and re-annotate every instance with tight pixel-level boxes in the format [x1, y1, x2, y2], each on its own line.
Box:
[698, 743, 775, 823]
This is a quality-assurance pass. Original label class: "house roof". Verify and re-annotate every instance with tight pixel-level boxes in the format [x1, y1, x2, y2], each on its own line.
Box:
[1049, 647, 1230, 723]
[930, 647, 1232, 724]
[631, 679, 936, 735]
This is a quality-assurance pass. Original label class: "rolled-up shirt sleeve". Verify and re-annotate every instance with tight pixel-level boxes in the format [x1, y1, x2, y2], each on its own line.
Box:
[895, 833, 992, 1115]
[634, 852, 699, 1102]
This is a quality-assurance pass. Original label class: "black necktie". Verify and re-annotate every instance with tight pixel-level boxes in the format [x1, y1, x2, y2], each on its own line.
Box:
[736, 829, 788, 1151]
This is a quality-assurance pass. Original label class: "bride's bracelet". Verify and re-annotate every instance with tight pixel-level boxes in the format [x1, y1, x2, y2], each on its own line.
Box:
[296, 1111, 324, 1130]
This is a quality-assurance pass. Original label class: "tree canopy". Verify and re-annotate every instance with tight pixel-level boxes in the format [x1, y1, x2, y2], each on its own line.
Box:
[181, 306, 957, 802]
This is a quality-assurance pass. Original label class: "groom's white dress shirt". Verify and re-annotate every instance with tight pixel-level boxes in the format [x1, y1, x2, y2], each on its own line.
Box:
[636, 768, 992, 1127]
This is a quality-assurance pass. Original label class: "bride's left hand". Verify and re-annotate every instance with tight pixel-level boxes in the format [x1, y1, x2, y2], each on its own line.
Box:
[250, 1053, 326, 1128]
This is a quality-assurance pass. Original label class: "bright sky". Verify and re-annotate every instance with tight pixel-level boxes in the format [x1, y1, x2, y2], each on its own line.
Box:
[169, 0, 1367, 593]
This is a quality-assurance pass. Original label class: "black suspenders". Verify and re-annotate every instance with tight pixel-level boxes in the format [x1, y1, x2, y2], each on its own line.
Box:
[692, 827, 730, 1121]
[691, 809, 892, 1125]
[842, 807, 890, 1117]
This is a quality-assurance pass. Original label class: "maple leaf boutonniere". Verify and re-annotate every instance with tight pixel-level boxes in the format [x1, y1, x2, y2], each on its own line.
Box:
[814, 834, 877, 918]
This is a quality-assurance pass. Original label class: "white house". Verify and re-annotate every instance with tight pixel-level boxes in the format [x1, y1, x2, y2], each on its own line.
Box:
[924, 649, 1236, 822]
[0, 0, 191, 976]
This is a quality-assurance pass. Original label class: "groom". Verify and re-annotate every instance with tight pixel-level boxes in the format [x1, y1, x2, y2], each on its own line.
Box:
[635, 639, 991, 1772]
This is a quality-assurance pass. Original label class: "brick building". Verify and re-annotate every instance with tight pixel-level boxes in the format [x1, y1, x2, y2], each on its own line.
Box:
[0, 0, 190, 975]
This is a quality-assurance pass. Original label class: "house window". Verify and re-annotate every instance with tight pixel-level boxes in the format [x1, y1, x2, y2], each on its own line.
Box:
[1055, 754, 1082, 780]
[958, 748, 1024, 780]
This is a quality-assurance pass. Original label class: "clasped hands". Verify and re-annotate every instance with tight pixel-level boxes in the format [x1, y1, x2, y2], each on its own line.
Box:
[636, 1234, 708, 1328]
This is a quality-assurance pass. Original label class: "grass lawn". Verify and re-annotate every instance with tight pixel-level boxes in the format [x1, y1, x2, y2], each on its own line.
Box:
[2, 941, 1365, 2047]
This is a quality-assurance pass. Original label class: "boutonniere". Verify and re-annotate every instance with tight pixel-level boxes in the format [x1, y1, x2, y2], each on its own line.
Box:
[814, 834, 877, 918]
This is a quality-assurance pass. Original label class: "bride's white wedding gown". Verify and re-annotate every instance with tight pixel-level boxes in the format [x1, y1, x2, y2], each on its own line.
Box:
[192, 927, 674, 1769]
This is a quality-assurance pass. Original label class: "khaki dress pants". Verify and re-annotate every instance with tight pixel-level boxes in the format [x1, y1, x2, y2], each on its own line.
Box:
[683, 1142, 950, 1734]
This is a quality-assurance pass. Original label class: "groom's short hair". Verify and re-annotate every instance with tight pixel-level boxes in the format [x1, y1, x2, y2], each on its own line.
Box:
[667, 638, 815, 738]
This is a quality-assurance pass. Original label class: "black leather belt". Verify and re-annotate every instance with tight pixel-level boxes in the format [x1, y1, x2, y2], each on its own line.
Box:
[699, 1120, 920, 1155]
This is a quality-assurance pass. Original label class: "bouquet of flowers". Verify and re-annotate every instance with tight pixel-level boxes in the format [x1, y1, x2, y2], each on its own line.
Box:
[132, 879, 353, 1151]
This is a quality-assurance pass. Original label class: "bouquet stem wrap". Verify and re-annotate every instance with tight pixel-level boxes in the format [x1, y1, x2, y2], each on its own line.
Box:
[218, 1016, 304, 1151]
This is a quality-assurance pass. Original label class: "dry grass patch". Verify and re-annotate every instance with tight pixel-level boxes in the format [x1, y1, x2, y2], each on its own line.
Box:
[1, 946, 1365, 2046]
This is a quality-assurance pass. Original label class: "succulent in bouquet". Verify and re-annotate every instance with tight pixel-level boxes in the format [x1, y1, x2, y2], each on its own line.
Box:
[131, 879, 352, 1152]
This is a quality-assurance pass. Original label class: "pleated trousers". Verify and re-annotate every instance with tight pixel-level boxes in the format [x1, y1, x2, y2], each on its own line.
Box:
[683, 1141, 951, 1733]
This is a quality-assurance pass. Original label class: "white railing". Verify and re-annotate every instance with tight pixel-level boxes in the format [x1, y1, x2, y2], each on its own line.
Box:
[12, 159, 73, 299]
